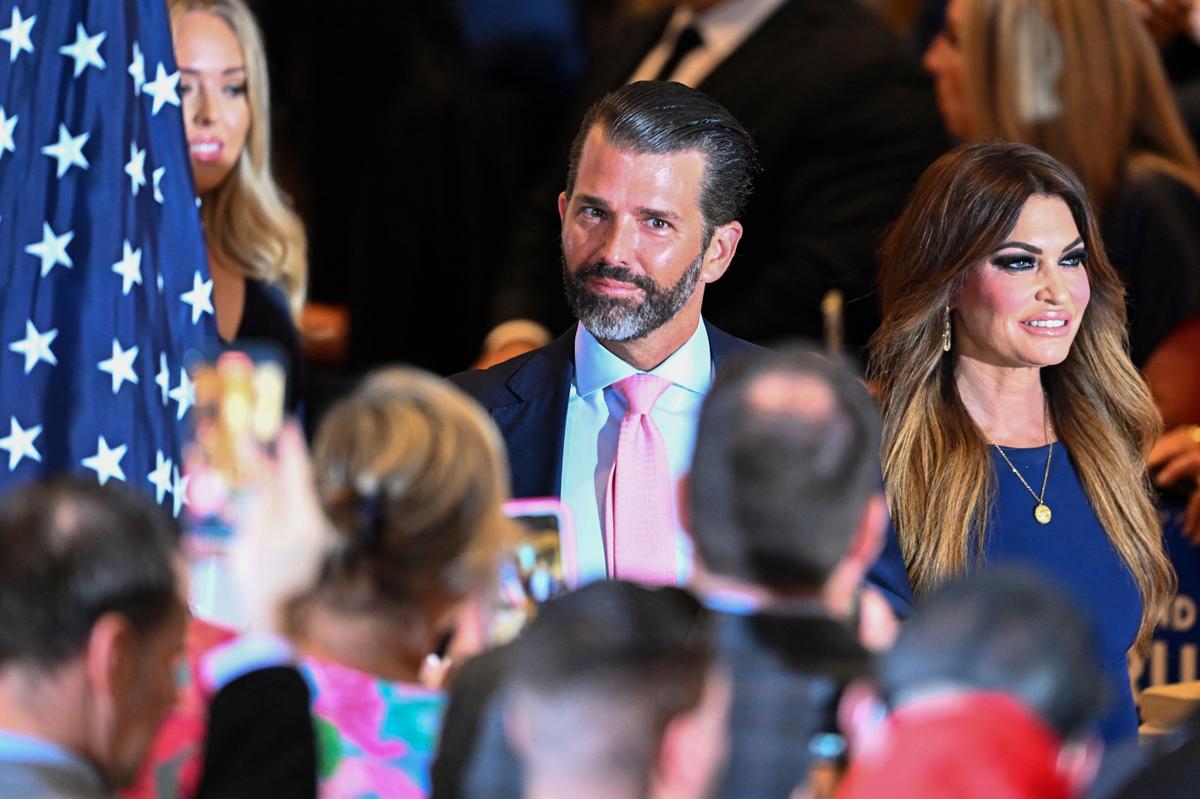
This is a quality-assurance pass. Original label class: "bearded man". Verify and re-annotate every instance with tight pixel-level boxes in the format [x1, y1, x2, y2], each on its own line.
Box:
[450, 80, 760, 586]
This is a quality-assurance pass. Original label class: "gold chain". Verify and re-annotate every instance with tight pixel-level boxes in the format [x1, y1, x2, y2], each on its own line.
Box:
[991, 397, 1054, 524]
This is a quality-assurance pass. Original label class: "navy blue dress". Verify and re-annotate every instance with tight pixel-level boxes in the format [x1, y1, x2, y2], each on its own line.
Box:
[868, 445, 1142, 744]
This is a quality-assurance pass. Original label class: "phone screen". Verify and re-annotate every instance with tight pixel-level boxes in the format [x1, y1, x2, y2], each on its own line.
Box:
[182, 344, 286, 628]
[484, 498, 576, 646]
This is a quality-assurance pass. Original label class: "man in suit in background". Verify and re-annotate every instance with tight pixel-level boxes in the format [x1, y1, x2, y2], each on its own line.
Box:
[451, 80, 760, 586]
[682, 344, 889, 797]
[486, 0, 948, 360]
[0, 478, 187, 799]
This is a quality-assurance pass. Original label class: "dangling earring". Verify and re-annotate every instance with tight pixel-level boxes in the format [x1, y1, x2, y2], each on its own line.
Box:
[942, 305, 952, 352]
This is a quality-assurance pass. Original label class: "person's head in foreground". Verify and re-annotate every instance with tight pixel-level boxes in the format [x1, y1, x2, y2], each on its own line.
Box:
[559, 79, 756, 368]
[869, 140, 1172, 650]
[839, 567, 1108, 799]
[294, 367, 515, 684]
[0, 478, 185, 792]
[506, 580, 729, 799]
[686, 344, 885, 617]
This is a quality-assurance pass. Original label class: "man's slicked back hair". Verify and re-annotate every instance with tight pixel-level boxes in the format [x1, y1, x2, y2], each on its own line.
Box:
[0, 477, 179, 668]
[565, 80, 758, 237]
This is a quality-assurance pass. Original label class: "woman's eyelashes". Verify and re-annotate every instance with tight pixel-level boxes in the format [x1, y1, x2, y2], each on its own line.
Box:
[989, 249, 1088, 272]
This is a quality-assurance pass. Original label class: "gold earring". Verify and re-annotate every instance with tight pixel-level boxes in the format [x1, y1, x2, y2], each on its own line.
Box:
[942, 306, 952, 352]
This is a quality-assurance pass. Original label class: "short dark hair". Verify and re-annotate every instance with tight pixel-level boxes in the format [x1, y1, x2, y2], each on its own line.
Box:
[688, 344, 882, 590]
[880, 568, 1108, 739]
[0, 477, 180, 668]
[508, 581, 716, 793]
[565, 80, 758, 236]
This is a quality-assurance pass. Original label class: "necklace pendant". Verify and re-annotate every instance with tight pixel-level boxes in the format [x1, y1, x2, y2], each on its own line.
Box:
[1034, 503, 1052, 525]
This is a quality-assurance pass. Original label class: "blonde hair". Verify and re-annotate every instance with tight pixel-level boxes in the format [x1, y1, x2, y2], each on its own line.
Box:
[869, 142, 1174, 651]
[310, 368, 515, 633]
[958, 0, 1200, 210]
[169, 0, 307, 316]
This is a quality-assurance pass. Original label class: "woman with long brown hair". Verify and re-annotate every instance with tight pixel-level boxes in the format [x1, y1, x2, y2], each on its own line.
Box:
[868, 141, 1175, 744]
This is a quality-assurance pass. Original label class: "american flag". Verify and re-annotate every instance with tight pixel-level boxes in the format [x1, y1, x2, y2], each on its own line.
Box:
[0, 0, 217, 513]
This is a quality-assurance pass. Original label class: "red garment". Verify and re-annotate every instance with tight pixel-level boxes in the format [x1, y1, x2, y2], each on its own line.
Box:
[837, 692, 1075, 799]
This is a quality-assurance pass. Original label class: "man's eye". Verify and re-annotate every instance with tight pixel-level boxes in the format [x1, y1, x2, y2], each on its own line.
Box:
[648, 218, 670, 230]
[581, 207, 604, 219]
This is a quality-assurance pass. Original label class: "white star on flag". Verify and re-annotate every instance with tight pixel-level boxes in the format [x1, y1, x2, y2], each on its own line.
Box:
[112, 240, 143, 295]
[169, 368, 194, 421]
[181, 271, 214, 323]
[152, 165, 165, 204]
[59, 22, 106, 77]
[82, 435, 127, 485]
[124, 142, 146, 196]
[0, 417, 42, 470]
[128, 41, 145, 95]
[155, 353, 171, 405]
[9, 320, 57, 374]
[0, 106, 16, 161]
[0, 7, 34, 63]
[98, 338, 139, 394]
[143, 62, 181, 115]
[41, 124, 89, 178]
[172, 464, 189, 517]
[148, 450, 173, 504]
[24, 222, 74, 276]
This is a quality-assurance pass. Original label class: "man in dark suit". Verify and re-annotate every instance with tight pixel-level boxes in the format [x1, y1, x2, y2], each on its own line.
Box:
[487, 0, 948, 359]
[451, 80, 760, 586]
[435, 345, 891, 798]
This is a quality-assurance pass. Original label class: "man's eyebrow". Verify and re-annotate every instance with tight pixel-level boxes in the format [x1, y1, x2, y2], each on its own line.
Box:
[575, 194, 611, 210]
[638, 206, 681, 222]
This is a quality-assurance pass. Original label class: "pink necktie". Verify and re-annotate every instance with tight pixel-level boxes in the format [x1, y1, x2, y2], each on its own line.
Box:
[605, 374, 677, 585]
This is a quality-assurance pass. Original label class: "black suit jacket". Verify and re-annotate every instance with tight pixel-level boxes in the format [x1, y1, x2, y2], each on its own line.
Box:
[495, 0, 949, 353]
[449, 321, 760, 499]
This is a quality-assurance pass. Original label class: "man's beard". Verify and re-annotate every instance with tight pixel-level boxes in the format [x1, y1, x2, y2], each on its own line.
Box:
[562, 251, 704, 342]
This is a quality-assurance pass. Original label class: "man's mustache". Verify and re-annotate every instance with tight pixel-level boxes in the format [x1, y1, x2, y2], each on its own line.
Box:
[573, 262, 658, 295]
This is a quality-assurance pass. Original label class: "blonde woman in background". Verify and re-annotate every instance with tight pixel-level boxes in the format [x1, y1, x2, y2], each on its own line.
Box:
[170, 0, 308, 410]
[867, 142, 1175, 745]
[922, 0, 1200, 369]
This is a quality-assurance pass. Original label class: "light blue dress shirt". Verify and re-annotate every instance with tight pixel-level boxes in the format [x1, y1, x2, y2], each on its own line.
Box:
[561, 321, 713, 585]
[0, 729, 105, 791]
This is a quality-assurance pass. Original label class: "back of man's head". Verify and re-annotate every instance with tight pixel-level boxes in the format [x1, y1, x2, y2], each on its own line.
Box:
[688, 345, 882, 591]
[507, 581, 726, 799]
[0, 477, 179, 669]
[565, 80, 758, 237]
[880, 567, 1107, 740]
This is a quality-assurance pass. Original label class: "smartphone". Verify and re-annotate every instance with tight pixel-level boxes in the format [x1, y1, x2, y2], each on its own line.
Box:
[182, 344, 287, 628]
[483, 498, 578, 646]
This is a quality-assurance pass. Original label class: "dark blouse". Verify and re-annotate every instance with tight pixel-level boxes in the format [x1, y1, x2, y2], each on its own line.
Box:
[231, 278, 305, 414]
[868, 445, 1142, 745]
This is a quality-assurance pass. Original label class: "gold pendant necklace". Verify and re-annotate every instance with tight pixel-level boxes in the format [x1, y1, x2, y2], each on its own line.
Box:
[992, 399, 1054, 525]
[992, 442, 1054, 525]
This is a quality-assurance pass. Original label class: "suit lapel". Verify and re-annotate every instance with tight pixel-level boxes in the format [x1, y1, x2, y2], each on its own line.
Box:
[492, 328, 575, 499]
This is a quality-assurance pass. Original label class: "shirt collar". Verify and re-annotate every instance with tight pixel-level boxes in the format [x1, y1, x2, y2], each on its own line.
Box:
[0, 730, 104, 787]
[662, 0, 787, 64]
[574, 320, 712, 397]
